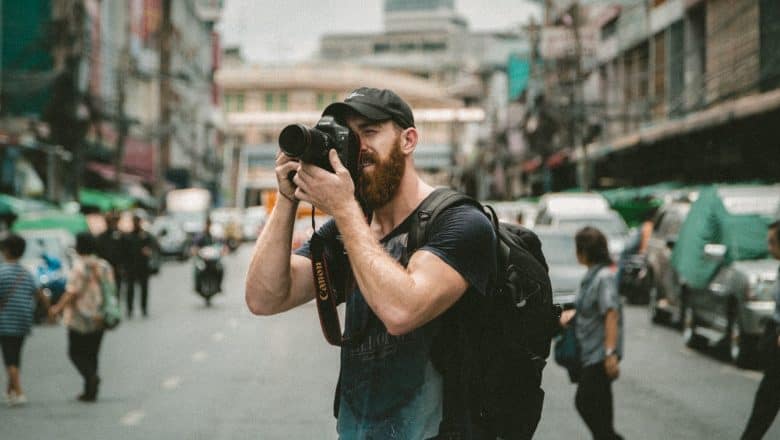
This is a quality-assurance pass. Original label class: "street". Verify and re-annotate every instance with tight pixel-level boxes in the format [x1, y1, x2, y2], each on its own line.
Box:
[2, 244, 779, 440]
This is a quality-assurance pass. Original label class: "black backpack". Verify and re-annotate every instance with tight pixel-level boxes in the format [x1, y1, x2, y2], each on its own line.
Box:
[407, 188, 560, 440]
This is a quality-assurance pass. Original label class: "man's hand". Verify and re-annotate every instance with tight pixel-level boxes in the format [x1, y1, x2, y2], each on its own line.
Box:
[605, 354, 620, 380]
[560, 309, 576, 328]
[275, 151, 300, 202]
[293, 149, 356, 215]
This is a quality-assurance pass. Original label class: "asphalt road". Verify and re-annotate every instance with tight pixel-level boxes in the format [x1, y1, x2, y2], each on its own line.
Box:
[2, 244, 778, 440]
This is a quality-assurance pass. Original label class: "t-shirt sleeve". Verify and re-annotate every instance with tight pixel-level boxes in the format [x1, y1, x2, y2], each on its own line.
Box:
[418, 204, 496, 296]
[295, 218, 338, 259]
[596, 269, 620, 315]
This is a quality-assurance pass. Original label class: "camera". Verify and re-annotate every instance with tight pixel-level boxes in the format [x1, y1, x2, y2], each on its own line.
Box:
[278, 116, 358, 175]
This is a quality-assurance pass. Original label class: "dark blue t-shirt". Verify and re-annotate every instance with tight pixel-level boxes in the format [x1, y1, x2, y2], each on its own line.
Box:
[296, 201, 496, 439]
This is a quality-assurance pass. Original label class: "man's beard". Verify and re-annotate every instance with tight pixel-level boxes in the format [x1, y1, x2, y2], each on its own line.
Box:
[358, 137, 406, 209]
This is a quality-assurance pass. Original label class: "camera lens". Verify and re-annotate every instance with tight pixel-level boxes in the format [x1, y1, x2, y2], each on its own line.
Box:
[278, 124, 310, 158]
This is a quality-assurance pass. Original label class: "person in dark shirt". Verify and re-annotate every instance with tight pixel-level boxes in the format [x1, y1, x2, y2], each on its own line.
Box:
[95, 212, 127, 299]
[125, 214, 158, 318]
[245, 88, 495, 439]
[740, 220, 780, 439]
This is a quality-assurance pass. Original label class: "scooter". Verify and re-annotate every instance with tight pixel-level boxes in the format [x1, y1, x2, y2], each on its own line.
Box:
[194, 245, 224, 306]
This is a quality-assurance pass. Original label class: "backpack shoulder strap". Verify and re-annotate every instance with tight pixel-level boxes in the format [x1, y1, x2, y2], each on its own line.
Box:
[407, 188, 480, 254]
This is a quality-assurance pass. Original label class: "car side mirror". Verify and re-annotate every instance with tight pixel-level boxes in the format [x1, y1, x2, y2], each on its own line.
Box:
[703, 243, 727, 261]
[665, 236, 677, 249]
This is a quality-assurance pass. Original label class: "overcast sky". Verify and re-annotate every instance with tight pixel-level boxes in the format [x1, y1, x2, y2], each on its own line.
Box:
[217, 0, 542, 64]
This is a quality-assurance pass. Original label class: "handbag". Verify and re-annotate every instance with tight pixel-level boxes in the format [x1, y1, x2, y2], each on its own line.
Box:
[554, 323, 581, 383]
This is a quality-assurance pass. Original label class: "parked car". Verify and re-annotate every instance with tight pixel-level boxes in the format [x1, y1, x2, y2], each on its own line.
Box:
[151, 215, 190, 260]
[535, 192, 611, 222]
[484, 200, 538, 228]
[537, 208, 629, 261]
[674, 185, 780, 366]
[534, 226, 585, 307]
[646, 197, 693, 324]
[17, 228, 74, 321]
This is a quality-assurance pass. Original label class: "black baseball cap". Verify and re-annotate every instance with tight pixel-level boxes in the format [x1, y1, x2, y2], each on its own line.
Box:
[323, 87, 415, 129]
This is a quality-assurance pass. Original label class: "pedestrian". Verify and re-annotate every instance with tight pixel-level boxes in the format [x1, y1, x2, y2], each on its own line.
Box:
[0, 234, 48, 406]
[125, 213, 157, 317]
[740, 220, 780, 439]
[559, 226, 624, 440]
[48, 232, 113, 402]
[245, 87, 496, 438]
[95, 211, 127, 299]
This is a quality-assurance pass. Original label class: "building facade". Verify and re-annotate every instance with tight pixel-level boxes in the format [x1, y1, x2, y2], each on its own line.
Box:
[216, 58, 483, 207]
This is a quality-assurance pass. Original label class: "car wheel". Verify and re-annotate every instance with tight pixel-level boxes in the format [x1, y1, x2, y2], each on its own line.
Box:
[682, 303, 704, 349]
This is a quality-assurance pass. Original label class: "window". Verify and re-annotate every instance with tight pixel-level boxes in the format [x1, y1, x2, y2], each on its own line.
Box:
[317, 93, 325, 109]
[279, 93, 288, 111]
[374, 43, 391, 53]
[265, 93, 274, 111]
[223, 94, 233, 112]
[422, 42, 446, 52]
[236, 94, 244, 112]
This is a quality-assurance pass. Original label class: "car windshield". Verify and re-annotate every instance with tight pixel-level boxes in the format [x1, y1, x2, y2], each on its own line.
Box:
[537, 233, 579, 266]
[557, 217, 628, 236]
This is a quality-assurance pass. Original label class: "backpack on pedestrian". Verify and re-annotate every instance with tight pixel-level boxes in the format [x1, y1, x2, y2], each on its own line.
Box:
[89, 262, 121, 330]
[406, 188, 561, 440]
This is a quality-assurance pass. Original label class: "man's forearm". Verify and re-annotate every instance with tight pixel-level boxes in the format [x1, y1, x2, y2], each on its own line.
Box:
[332, 200, 421, 334]
[245, 195, 299, 314]
[604, 308, 619, 352]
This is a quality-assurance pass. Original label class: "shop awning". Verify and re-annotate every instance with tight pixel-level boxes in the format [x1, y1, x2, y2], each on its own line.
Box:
[0, 194, 55, 216]
[79, 188, 136, 212]
[12, 210, 89, 235]
[576, 88, 780, 161]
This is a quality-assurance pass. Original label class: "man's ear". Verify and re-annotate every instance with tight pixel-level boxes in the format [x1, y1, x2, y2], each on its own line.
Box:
[401, 128, 418, 153]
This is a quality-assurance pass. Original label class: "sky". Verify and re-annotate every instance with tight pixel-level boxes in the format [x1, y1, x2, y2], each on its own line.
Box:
[217, 0, 542, 64]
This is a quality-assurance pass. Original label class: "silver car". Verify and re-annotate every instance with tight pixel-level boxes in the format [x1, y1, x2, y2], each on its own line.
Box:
[534, 226, 586, 307]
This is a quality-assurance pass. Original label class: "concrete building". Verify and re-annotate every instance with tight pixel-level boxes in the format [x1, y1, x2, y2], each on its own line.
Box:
[527, 0, 780, 191]
[215, 58, 484, 207]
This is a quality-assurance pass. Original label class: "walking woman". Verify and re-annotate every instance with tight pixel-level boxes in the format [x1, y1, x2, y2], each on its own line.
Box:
[0, 234, 45, 406]
[49, 232, 114, 402]
[560, 226, 624, 440]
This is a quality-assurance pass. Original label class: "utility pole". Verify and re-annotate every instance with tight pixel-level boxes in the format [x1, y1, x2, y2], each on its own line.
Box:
[114, 7, 131, 191]
[157, 0, 173, 196]
[570, 1, 588, 191]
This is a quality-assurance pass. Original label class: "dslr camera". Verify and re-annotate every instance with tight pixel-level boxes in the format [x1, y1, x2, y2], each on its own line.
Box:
[278, 116, 359, 177]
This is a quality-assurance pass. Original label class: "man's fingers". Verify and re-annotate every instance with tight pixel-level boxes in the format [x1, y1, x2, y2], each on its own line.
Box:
[329, 149, 347, 174]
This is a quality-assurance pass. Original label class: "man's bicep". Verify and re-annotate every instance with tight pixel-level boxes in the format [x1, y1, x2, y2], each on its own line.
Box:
[407, 250, 469, 318]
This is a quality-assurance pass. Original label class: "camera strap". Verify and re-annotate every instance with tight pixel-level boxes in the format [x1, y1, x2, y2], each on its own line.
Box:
[310, 232, 346, 346]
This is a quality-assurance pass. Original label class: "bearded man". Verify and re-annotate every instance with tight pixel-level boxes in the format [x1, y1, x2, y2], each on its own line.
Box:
[245, 87, 496, 439]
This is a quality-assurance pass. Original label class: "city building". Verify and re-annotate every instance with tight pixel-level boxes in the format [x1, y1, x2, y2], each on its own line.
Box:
[215, 55, 483, 207]
[527, 0, 780, 192]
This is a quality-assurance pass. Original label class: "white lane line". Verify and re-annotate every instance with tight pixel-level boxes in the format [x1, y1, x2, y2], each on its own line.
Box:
[162, 376, 182, 390]
[192, 351, 208, 362]
[120, 410, 145, 426]
[227, 318, 239, 330]
[212, 332, 225, 342]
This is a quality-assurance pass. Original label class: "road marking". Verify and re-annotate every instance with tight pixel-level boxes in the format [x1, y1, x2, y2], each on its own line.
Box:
[120, 410, 145, 426]
[192, 351, 208, 362]
[227, 318, 239, 330]
[162, 376, 182, 390]
[212, 332, 225, 342]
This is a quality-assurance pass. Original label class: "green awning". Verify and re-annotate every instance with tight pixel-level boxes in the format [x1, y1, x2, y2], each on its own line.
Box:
[11, 210, 88, 235]
[79, 188, 136, 212]
[0, 194, 55, 216]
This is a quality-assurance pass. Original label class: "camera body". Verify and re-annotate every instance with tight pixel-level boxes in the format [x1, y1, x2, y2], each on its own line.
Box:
[278, 116, 358, 175]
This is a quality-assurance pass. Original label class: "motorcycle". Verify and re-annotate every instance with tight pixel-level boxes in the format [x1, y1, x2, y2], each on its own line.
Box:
[193, 245, 224, 306]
